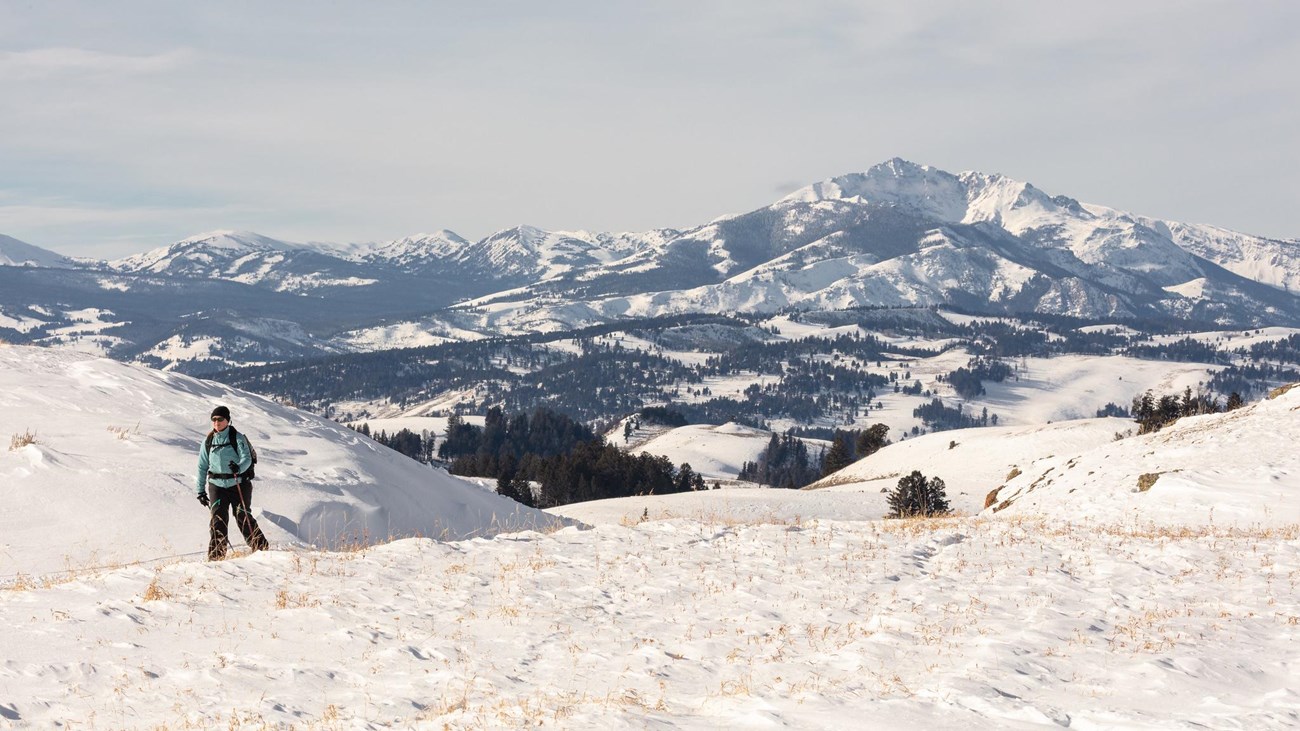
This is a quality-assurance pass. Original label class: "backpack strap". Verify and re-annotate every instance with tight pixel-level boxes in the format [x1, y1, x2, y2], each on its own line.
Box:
[226, 424, 241, 461]
[205, 427, 241, 460]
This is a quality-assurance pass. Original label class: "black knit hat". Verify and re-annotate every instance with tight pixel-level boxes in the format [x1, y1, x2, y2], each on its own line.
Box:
[210, 405, 232, 421]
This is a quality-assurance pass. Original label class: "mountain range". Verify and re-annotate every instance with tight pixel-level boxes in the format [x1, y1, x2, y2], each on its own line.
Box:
[3, 158, 1299, 371]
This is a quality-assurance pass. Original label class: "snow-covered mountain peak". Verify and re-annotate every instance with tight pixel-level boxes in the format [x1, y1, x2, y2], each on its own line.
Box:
[782, 159, 972, 222]
[175, 230, 295, 250]
[110, 230, 302, 274]
[362, 230, 471, 266]
[957, 172, 1063, 230]
[782, 159, 1068, 231]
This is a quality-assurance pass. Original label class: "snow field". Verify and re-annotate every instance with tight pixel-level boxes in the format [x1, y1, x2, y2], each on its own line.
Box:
[0, 345, 565, 577]
[2, 514, 1297, 729]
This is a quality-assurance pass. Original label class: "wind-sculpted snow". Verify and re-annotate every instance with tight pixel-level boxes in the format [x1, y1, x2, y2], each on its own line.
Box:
[2, 514, 1296, 728]
[0, 345, 569, 576]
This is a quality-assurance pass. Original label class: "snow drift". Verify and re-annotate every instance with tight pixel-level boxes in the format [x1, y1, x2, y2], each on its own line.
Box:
[0, 345, 568, 577]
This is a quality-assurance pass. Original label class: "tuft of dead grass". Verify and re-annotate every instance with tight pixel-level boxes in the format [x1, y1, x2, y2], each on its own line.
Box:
[141, 571, 171, 602]
[9, 429, 37, 451]
[1137, 473, 1160, 492]
[107, 423, 140, 440]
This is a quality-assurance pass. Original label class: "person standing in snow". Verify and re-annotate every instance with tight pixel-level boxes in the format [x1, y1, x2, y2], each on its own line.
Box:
[197, 405, 268, 560]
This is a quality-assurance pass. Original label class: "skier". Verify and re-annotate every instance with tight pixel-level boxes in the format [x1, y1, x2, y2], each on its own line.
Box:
[197, 405, 268, 559]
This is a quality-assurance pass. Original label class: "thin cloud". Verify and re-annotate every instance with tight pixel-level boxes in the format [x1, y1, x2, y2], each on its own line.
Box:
[0, 48, 193, 80]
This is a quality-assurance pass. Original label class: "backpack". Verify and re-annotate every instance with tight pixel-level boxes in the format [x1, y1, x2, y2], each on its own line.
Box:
[205, 424, 258, 481]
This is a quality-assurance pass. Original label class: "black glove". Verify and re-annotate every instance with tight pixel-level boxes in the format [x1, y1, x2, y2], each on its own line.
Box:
[197, 492, 210, 507]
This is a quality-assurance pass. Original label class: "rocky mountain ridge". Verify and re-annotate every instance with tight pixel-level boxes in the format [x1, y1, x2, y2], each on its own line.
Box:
[3, 158, 1299, 370]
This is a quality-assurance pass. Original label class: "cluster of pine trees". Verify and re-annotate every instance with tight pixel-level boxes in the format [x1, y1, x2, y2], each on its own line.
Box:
[1208, 363, 1300, 398]
[737, 434, 820, 488]
[1242, 333, 1300, 364]
[1130, 387, 1243, 434]
[1127, 337, 1231, 364]
[738, 423, 891, 488]
[941, 357, 1014, 399]
[434, 407, 708, 508]
[912, 398, 996, 432]
[438, 407, 595, 473]
[497, 441, 708, 508]
[351, 423, 437, 463]
[818, 423, 891, 476]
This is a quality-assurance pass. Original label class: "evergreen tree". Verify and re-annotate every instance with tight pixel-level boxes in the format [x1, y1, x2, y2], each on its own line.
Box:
[887, 471, 950, 518]
[676, 463, 696, 493]
[854, 423, 890, 459]
[821, 432, 854, 477]
[496, 472, 522, 503]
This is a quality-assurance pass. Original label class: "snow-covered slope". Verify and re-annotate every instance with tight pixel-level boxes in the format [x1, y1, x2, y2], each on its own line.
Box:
[988, 383, 1300, 526]
[0, 345, 568, 576]
[626, 421, 821, 480]
[0, 233, 69, 268]
[2, 356, 1298, 727]
[1152, 219, 1300, 293]
[804, 418, 1130, 515]
[107, 230, 383, 292]
[356, 229, 471, 275]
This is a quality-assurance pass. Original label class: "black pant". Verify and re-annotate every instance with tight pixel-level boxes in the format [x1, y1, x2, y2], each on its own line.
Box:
[207, 481, 268, 560]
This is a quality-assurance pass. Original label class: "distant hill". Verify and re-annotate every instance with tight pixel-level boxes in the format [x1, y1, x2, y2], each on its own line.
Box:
[0, 233, 69, 267]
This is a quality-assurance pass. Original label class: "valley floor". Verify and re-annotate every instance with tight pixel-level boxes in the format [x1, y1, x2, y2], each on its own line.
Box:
[2, 514, 1298, 729]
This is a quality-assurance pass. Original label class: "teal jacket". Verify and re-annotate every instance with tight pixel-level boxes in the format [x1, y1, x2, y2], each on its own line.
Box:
[197, 427, 253, 493]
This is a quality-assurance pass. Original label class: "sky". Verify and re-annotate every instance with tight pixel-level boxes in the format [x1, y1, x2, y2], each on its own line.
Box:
[1, 1, 1298, 259]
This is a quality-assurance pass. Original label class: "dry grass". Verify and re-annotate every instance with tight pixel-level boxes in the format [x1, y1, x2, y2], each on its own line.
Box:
[107, 423, 140, 440]
[7, 509, 1299, 729]
[1268, 382, 1299, 399]
[9, 429, 37, 450]
[141, 571, 171, 602]
[1137, 472, 1160, 492]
